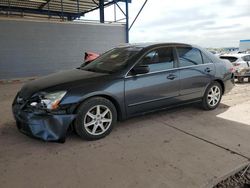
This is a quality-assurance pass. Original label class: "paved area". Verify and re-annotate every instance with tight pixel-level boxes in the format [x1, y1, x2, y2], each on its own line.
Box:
[0, 82, 250, 188]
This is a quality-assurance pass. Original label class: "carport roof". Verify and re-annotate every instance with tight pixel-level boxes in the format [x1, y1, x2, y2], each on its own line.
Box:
[0, 0, 130, 19]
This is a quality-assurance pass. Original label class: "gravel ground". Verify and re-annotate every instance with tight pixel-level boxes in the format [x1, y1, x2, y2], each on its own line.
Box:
[214, 164, 250, 188]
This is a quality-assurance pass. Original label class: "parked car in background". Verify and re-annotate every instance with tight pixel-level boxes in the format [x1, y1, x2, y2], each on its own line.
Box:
[220, 54, 250, 82]
[12, 43, 234, 142]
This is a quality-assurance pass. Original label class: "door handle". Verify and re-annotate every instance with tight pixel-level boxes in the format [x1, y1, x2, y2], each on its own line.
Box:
[204, 67, 211, 73]
[167, 74, 177, 80]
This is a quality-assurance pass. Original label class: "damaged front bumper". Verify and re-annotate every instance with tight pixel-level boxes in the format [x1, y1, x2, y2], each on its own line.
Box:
[12, 103, 76, 142]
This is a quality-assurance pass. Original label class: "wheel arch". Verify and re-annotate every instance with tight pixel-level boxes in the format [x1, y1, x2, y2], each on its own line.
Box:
[202, 79, 225, 97]
[214, 79, 225, 95]
[74, 94, 124, 121]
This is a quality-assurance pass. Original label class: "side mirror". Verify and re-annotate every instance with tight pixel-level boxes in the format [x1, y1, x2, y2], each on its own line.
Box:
[131, 65, 149, 75]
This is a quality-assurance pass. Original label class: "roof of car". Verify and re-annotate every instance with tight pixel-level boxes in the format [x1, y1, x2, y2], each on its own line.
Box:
[220, 53, 249, 58]
[118, 42, 193, 48]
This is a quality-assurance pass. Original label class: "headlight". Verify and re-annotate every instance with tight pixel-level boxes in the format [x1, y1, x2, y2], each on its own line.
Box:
[31, 91, 66, 110]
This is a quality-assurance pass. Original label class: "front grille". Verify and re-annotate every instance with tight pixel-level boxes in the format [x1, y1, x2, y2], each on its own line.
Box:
[14, 93, 29, 109]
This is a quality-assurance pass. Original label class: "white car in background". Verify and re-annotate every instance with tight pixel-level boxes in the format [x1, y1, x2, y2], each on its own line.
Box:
[220, 54, 250, 82]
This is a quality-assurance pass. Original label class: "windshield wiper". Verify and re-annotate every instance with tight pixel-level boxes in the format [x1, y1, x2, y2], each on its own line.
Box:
[81, 67, 112, 74]
[85, 68, 97, 72]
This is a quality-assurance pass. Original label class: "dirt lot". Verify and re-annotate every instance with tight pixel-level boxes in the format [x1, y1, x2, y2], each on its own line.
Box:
[1, 82, 250, 188]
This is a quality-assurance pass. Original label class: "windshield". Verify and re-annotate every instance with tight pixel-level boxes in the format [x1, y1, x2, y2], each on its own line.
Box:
[81, 47, 142, 73]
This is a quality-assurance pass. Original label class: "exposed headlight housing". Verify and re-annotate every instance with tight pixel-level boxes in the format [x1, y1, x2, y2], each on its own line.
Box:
[32, 91, 67, 110]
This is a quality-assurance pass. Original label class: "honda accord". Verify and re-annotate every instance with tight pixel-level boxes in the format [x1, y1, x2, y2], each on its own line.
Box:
[12, 43, 234, 142]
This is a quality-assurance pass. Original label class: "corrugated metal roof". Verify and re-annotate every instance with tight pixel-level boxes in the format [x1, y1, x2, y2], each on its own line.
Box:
[0, 0, 100, 13]
[0, 0, 122, 19]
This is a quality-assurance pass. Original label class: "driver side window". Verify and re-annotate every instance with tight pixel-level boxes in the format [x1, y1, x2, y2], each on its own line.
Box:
[139, 47, 174, 73]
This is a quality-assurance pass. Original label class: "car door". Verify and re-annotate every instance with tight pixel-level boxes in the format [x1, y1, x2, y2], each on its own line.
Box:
[125, 47, 180, 117]
[176, 46, 215, 100]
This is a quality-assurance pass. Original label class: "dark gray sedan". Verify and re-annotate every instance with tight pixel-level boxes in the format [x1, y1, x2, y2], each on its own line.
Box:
[12, 43, 234, 142]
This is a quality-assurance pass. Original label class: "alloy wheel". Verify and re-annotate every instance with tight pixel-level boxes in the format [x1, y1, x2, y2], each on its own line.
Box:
[84, 105, 112, 136]
[207, 85, 221, 107]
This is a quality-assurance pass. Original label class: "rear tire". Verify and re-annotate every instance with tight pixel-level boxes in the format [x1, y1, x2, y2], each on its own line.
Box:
[202, 82, 222, 110]
[74, 97, 117, 140]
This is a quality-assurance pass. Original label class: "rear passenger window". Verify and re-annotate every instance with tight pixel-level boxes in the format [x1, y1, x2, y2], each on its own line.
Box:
[177, 47, 203, 67]
[139, 47, 174, 72]
[201, 52, 213, 64]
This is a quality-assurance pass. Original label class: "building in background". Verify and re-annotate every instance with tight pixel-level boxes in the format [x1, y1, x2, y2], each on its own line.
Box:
[223, 47, 239, 52]
[239, 39, 250, 52]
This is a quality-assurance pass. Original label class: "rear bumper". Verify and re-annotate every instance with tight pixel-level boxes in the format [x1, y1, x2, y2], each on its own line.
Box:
[235, 73, 250, 77]
[224, 77, 235, 94]
[12, 104, 76, 142]
[235, 68, 250, 77]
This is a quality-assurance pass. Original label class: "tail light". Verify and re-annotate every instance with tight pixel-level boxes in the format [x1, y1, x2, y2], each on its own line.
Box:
[229, 67, 235, 73]
[233, 63, 240, 66]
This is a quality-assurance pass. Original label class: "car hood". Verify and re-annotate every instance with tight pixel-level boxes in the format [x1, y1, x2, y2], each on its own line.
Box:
[19, 69, 108, 98]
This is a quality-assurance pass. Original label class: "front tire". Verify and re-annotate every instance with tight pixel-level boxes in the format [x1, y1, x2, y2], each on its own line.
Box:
[202, 82, 222, 110]
[74, 97, 117, 140]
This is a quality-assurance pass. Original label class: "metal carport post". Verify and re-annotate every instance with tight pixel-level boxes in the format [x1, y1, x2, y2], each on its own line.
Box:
[125, 0, 148, 43]
[125, 0, 129, 43]
[100, 0, 105, 23]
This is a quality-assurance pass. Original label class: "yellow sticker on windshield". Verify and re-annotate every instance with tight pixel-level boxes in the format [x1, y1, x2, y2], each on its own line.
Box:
[110, 54, 119, 59]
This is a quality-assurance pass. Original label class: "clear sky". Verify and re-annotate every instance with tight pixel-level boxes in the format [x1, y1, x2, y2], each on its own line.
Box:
[83, 0, 250, 48]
